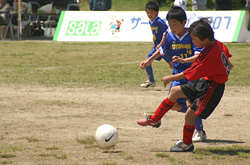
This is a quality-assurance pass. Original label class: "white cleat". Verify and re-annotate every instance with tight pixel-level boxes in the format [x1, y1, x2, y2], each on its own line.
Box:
[170, 140, 194, 152]
[192, 131, 207, 142]
[140, 80, 156, 88]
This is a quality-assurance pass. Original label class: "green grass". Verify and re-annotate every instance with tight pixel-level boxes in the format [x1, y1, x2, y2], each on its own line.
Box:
[0, 154, 16, 158]
[24, 137, 40, 142]
[39, 153, 67, 159]
[0, 42, 249, 88]
[102, 163, 117, 165]
[77, 137, 96, 145]
[46, 146, 59, 150]
[0, 40, 249, 165]
[224, 113, 233, 117]
[156, 153, 170, 157]
[0, 146, 25, 152]
[194, 145, 250, 157]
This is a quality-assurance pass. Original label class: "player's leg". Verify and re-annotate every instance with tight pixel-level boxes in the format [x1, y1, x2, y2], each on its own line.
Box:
[140, 65, 156, 88]
[145, 65, 154, 83]
[170, 107, 195, 152]
[192, 117, 207, 142]
[171, 99, 206, 141]
[170, 80, 200, 152]
[169, 79, 185, 112]
[137, 86, 186, 127]
[173, 78, 207, 141]
[169, 76, 191, 112]
[170, 80, 225, 152]
[140, 48, 157, 88]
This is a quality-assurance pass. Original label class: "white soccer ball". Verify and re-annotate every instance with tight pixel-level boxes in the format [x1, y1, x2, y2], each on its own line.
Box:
[95, 124, 119, 148]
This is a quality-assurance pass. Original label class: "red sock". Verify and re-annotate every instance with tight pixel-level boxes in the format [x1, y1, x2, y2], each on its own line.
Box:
[150, 98, 175, 121]
[183, 123, 195, 145]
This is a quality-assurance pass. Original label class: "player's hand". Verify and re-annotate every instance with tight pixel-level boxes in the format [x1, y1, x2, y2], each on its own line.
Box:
[140, 60, 147, 69]
[172, 56, 184, 63]
[140, 61, 145, 69]
[161, 76, 172, 88]
[140, 60, 150, 69]
[155, 44, 160, 49]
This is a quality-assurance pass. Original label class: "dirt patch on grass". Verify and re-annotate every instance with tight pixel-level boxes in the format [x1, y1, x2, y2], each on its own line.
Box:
[0, 85, 249, 164]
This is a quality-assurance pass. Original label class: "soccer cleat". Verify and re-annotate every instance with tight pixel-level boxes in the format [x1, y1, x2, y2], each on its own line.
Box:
[192, 130, 207, 142]
[170, 140, 194, 152]
[137, 115, 161, 128]
[140, 80, 156, 88]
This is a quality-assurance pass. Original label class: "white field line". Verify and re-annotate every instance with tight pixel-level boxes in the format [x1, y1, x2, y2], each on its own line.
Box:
[0, 61, 141, 71]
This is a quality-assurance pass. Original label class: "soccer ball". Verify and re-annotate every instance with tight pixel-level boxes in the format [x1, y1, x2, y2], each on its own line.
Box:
[95, 124, 119, 148]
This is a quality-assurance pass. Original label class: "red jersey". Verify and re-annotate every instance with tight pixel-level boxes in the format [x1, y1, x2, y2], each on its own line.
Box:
[183, 40, 232, 84]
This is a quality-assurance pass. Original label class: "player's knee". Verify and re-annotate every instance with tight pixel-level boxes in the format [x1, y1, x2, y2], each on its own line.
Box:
[186, 100, 191, 108]
[185, 109, 196, 124]
[169, 86, 181, 96]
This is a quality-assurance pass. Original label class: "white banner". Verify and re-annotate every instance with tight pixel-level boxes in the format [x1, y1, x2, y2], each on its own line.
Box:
[53, 10, 249, 42]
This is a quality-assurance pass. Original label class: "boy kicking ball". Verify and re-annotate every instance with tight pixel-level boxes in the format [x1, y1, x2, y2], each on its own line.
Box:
[137, 18, 233, 152]
[139, 6, 207, 142]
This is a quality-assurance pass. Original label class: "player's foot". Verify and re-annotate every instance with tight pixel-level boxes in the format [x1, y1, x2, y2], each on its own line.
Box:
[170, 140, 194, 152]
[192, 130, 207, 142]
[137, 115, 161, 128]
[140, 80, 155, 88]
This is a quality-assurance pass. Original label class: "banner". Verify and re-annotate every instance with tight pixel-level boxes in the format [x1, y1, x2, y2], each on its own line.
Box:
[53, 10, 249, 42]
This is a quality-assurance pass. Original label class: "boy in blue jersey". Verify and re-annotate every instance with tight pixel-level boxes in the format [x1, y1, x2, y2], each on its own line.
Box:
[140, 1, 173, 88]
[138, 6, 206, 142]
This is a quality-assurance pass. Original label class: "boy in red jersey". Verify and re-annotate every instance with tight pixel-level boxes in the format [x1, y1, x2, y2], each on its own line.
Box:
[137, 18, 233, 152]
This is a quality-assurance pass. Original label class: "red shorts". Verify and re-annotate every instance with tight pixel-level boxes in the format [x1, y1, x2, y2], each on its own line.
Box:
[180, 78, 225, 119]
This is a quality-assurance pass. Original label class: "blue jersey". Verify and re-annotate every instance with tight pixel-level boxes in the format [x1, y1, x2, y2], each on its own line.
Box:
[149, 16, 168, 48]
[159, 29, 202, 104]
[159, 29, 202, 69]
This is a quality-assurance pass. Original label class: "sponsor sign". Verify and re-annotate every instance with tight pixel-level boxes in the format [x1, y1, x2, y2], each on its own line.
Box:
[53, 10, 249, 42]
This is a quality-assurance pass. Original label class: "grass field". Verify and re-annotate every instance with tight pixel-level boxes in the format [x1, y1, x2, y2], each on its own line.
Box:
[0, 42, 249, 87]
[0, 41, 250, 164]
[0, 1, 249, 164]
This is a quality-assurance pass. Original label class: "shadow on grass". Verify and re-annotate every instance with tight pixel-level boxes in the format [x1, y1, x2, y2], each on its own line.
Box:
[170, 139, 245, 144]
[203, 139, 245, 144]
[103, 150, 124, 154]
[194, 145, 250, 156]
[151, 140, 246, 153]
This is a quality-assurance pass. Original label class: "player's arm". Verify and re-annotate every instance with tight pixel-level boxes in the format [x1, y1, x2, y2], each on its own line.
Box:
[172, 55, 198, 63]
[140, 49, 161, 69]
[228, 58, 233, 70]
[168, 61, 174, 69]
[140, 49, 174, 69]
[161, 72, 185, 88]
[155, 31, 167, 49]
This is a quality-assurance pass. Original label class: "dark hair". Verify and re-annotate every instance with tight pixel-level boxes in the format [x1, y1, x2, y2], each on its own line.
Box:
[188, 18, 214, 41]
[145, 1, 159, 12]
[166, 6, 186, 23]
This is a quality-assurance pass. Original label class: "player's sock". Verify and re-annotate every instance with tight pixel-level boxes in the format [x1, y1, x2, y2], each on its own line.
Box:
[178, 102, 187, 113]
[183, 123, 195, 145]
[150, 98, 175, 121]
[145, 65, 154, 82]
[195, 117, 203, 131]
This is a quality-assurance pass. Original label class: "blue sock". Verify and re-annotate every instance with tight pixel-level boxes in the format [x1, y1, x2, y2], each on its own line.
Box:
[178, 102, 187, 113]
[145, 65, 154, 82]
[195, 117, 203, 131]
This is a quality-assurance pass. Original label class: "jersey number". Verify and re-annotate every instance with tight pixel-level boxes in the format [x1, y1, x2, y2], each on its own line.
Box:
[221, 52, 230, 75]
[180, 53, 188, 59]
